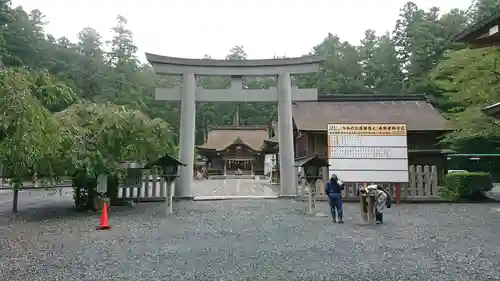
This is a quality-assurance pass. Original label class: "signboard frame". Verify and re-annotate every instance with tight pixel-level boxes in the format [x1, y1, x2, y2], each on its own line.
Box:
[327, 123, 409, 183]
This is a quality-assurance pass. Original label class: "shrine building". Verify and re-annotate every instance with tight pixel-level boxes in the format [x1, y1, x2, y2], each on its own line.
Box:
[197, 105, 271, 176]
[290, 94, 451, 183]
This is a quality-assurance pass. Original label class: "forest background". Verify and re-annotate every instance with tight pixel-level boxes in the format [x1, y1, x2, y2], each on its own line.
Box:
[1, 0, 500, 183]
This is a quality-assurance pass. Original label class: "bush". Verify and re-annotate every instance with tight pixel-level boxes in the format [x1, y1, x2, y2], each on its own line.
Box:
[440, 172, 493, 201]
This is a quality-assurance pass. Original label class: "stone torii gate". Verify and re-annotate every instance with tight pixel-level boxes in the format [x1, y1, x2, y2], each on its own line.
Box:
[145, 53, 324, 199]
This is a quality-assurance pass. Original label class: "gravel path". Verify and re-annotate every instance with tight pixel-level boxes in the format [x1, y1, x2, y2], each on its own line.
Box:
[0, 187, 73, 212]
[1, 200, 499, 281]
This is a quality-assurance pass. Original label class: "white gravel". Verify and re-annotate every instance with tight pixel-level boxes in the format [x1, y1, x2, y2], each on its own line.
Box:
[1, 200, 499, 281]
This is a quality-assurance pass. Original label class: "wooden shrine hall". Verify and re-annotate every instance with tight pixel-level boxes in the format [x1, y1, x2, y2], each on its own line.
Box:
[197, 105, 269, 177]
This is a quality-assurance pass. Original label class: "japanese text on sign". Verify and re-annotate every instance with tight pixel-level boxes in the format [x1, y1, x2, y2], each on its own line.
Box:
[329, 135, 362, 147]
[328, 123, 407, 136]
[330, 147, 407, 159]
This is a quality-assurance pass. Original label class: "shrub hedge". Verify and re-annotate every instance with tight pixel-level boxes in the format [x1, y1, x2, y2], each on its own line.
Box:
[440, 172, 493, 201]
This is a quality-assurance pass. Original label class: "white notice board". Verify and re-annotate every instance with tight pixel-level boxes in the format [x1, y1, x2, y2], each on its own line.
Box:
[327, 123, 409, 183]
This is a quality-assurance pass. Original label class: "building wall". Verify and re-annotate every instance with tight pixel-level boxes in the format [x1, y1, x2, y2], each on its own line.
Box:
[302, 132, 328, 158]
[210, 157, 225, 169]
[255, 154, 265, 174]
[295, 134, 308, 158]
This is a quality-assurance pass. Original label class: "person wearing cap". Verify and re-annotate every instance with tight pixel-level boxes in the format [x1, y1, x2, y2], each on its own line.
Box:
[325, 174, 344, 223]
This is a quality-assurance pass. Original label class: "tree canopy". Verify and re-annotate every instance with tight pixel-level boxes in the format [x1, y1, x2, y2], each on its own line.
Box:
[1, 0, 500, 183]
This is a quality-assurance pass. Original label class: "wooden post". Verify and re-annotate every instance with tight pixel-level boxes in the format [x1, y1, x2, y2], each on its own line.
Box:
[12, 188, 19, 213]
[159, 176, 166, 198]
[395, 183, 401, 204]
[311, 183, 316, 210]
[307, 183, 313, 214]
[359, 195, 366, 221]
[166, 180, 173, 216]
[367, 195, 374, 223]
[299, 167, 306, 200]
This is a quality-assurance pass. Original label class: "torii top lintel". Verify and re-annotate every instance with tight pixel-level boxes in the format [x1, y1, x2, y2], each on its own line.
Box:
[145, 53, 325, 76]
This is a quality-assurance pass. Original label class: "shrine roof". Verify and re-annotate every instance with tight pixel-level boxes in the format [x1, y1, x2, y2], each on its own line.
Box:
[483, 102, 500, 118]
[453, 10, 500, 47]
[197, 126, 269, 151]
[265, 136, 279, 143]
[292, 94, 449, 132]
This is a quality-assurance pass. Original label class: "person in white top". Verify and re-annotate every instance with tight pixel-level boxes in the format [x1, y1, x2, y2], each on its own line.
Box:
[374, 186, 388, 224]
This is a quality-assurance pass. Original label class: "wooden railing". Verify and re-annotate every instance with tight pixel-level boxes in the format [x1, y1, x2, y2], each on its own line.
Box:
[300, 165, 441, 202]
[1, 165, 441, 203]
[117, 171, 169, 202]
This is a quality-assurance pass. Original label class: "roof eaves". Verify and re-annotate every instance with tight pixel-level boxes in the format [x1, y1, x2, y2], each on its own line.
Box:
[316, 93, 429, 102]
[208, 125, 268, 131]
[218, 137, 260, 152]
[453, 9, 500, 42]
[483, 101, 500, 116]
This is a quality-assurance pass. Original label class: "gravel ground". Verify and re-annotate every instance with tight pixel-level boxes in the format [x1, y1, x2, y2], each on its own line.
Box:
[1, 200, 500, 281]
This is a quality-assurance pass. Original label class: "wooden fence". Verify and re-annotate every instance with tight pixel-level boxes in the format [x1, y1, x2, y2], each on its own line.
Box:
[0, 173, 168, 202]
[117, 171, 170, 202]
[1, 165, 441, 203]
[301, 165, 441, 202]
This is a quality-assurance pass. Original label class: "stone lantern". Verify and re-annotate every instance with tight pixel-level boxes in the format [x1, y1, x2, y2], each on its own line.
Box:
[295, 155, 330, 215]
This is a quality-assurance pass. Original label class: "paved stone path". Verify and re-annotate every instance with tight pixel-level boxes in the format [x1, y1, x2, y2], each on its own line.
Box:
[192, 179, 277, 199]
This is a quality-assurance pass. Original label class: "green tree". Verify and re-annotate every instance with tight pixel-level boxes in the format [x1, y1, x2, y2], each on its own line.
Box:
[55, 101, 177, 209]
[0, 68, 63, 211]
[73, 27, 109, 102]
[311, 33, 367, 94]
[371, 33, 404, 93]
[429, 47, 500, 153]
[359, 30, 403, 93]
[393, 2, 469, 93]
[471, 0, 500, 22]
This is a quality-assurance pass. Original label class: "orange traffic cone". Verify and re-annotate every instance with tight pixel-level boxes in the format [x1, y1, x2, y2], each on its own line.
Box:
[96, 202, 110, 230]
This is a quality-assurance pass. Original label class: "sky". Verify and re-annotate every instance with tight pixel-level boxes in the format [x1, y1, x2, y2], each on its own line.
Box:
[11, 0, 473, 62]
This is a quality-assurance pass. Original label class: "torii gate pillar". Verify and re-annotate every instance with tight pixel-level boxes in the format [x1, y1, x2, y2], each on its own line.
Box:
[146, 53, 324, 199]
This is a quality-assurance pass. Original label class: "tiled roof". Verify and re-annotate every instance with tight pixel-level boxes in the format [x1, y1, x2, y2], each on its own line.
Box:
[291, 94, 449, 131]
[197, 126, 269, 151]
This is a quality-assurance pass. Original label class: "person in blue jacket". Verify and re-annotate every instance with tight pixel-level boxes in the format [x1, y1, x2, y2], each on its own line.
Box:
[325, 174, 344, 223]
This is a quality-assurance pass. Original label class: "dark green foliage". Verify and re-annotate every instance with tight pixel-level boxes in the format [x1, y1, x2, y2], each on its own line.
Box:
[72, 170, 98, 211]
[441, 172, 493, 201]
